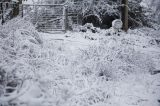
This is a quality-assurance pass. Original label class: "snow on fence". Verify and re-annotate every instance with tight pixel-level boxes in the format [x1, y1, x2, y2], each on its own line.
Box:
[22, 4, 66, 33]
[21, 4, 80, 33]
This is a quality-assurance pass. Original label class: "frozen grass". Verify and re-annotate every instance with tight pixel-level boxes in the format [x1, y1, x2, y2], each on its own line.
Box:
[0, 18, 160, 106]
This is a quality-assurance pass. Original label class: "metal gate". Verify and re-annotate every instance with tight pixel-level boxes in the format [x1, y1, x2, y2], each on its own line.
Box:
[22, 4, 67, 33]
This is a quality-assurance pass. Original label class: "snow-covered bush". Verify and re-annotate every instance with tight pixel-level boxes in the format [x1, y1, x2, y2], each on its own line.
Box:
[74, 31, 156, 82]
[79, 23, 100, 34]
[0, 17, 43, 106]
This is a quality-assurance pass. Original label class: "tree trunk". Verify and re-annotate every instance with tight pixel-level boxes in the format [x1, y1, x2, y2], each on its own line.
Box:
[121, 0, 128, 32]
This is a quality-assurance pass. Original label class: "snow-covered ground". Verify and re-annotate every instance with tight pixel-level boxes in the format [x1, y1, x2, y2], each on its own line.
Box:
[0, 18, 160, 106]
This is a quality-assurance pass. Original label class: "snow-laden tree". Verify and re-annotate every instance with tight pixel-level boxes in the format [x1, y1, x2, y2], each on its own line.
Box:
[66, 0, 154, 28]
[150, 0, 160, 23]
[141, 0, 160, 26]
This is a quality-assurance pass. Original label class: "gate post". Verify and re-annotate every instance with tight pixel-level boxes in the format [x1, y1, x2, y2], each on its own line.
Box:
[121, 0, 128, 32]
[18, 0, 23, 17]
[78, 14, 83, 25]
[0, 2, 4, 25]
[63, 5, 68, 33]
[19, 4, 23, 17]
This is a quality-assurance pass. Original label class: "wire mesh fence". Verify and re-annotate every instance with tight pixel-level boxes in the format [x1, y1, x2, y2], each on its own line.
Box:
[22, 3, 82, 33]
[22, 4, 67, 33]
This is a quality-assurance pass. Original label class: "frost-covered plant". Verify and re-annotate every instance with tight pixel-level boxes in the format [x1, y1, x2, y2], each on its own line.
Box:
[0, 15, 158, 106]
[74, 32, 155, 82]
[0, 17, 43, 106]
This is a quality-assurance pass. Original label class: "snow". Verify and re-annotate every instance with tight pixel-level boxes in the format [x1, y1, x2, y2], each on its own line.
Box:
[12, 0, 18, 2]
[112, 19, 122, 30]
[0, 18, 160, 106]
[23, 0, 40, 4]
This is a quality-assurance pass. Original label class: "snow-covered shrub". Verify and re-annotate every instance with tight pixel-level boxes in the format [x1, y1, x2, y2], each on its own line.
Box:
[74, 31, 156, 82]
[0, 17, 43, 105]
[112, 19, 122, 30]
[80, 23, 100, 34]
[0, 16, 159, 106]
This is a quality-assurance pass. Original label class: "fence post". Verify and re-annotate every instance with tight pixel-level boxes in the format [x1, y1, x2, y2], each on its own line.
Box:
[22, 4, 23, 17]
[121, 0, 128, 32]
[18, 0, 22, 17]
[19, 4, 23, 17]
[0, 2, 4, 25]
[78, 14, 82, 25]
[63, 5, 68, 33]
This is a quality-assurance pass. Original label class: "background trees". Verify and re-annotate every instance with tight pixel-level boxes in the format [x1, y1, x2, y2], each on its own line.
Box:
[66, 0, 154, 29]
[150, 0, 160, 23]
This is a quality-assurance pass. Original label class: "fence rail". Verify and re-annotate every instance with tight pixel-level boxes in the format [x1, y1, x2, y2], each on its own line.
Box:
[22, 4, 65, 6]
